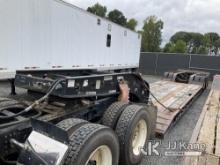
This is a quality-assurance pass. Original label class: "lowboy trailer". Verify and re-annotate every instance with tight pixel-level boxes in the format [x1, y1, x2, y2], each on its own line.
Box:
[0, 69, 209, 165]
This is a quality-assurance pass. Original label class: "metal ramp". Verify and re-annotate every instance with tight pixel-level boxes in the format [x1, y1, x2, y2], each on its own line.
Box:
[150, 79, 204, 138]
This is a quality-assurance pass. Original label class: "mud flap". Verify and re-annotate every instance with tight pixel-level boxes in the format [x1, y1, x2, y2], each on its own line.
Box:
[17, 119, 69, 165]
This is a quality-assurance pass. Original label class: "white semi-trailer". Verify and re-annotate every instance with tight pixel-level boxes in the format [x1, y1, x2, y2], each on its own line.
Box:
[0, 0, 141, 80]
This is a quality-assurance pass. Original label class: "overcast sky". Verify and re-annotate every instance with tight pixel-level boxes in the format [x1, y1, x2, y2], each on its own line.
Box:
[65, 0, 220, 46]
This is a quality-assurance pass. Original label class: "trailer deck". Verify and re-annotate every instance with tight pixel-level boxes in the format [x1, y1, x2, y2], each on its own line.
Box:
[149, 70, 209, 138]
[182, 75, 220, 165]
[150, 80, 204, 137]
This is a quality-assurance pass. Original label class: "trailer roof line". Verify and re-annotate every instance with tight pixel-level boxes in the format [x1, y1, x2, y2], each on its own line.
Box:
[55, 0, 139, 35]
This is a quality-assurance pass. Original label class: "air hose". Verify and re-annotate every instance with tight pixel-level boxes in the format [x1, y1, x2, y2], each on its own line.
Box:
[0, 79, 64, 119]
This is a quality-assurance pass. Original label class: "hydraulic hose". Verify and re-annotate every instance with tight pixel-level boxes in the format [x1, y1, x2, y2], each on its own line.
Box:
[0, 79, 64, 119]
[0, 111, 42, 129]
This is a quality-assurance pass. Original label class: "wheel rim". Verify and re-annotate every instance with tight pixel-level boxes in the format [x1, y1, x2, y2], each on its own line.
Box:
[132, 119, 147, 156]
[86, 145, 112, 165]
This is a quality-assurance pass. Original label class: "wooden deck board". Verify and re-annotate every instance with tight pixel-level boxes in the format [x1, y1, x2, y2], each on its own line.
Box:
[156, 117, 170, 125]
[206, 154, 219, 165]
[197, 91, 220, 154]
[150, 80, 203, 137]
[215, 95, 220, 157]
[189, 156, 198, 165]
[197, 156, 206, 165]
[216, 124, 220, 157]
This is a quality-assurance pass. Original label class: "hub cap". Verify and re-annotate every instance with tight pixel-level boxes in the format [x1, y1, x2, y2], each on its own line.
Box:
[86, 145, 112, 165]
[132, 119, 147, 155]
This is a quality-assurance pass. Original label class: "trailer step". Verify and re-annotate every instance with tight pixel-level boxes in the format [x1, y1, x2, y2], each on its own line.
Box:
[150, 80, 204, 138]
[181, 75, 220, 165]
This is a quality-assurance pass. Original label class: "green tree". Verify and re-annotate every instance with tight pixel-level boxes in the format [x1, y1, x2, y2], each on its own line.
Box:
[141, 16, 163, 52]
[170, 31, 191, 43]
[170, 32, 203, 54]
[204, 32, 219, 45]
[189, 33, 203, 54]
[163, 42, 172, 53]
[126, 18, 138, 31]
[214, 38, 220, 55]
[204, 32, 219, 55]
[190, 33, 203, 47]
[107, 9, 127, 26]
[172, 40, 187, 53]
[197, 46, 208, 55]
[87, 3, 107, 17]
[164, 40, 186, 53]
[167, 31, 220, 55]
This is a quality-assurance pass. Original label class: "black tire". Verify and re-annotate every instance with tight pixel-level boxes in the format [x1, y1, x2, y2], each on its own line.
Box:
[56, 118, 88, 136]
[136, 104, 157, 139]
[115, 104, 150, 165]
[64, 123, 119, 165]
[102, 102, 128, 129]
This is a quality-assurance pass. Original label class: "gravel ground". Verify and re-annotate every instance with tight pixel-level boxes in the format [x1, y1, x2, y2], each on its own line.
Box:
[0, 75, 210, 165]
